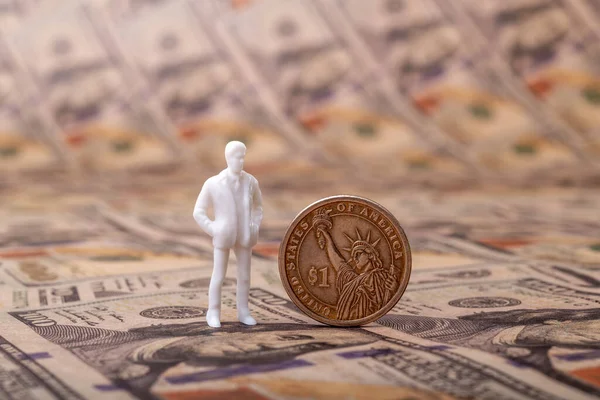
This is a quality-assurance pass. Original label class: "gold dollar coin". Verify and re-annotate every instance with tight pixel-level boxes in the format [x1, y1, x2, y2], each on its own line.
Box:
[279, 195, 411, 326]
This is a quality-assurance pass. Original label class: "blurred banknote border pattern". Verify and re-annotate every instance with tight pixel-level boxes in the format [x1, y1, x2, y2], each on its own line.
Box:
[1, 1, 600, 400]
[1, 0, 600, 187]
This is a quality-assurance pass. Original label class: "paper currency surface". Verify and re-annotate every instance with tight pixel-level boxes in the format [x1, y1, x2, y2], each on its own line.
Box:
[0, 0, 599, 399]
[0, 0, 598, 186]
[1, 180, 599, 399]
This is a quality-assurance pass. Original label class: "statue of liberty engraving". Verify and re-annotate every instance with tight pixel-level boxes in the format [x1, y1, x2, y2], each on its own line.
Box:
[312, 209, 398, 320]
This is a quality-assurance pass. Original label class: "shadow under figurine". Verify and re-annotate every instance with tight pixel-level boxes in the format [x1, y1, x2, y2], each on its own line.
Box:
[193, 140, 263, 327]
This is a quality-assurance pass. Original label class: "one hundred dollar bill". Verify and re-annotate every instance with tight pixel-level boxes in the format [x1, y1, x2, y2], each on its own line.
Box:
[113, 1, 332, 188]
[0, 285, 587, 400]
[215, 0, 475, 186]
[8, 1, 182, 172]
[323, 0, 582, 184]
[0, 34, 68, 175]
[455, 0, 600, 162]
[381, 254, 600, 398]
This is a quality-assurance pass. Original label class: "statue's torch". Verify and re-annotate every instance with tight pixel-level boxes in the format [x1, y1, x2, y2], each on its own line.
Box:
[312, 209, 333, 249]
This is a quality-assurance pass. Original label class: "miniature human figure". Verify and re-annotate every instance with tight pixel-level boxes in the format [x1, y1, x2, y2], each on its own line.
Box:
[193, 141, 263, 327]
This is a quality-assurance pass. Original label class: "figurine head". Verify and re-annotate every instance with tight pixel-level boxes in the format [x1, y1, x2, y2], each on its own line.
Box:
[225, 141, 246, 174]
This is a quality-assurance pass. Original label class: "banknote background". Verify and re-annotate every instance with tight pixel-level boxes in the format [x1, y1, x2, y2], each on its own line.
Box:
[1, 0, 599, 399]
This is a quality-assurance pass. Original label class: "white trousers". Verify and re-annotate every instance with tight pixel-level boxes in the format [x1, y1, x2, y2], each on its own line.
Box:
[208, 244, 252, 316]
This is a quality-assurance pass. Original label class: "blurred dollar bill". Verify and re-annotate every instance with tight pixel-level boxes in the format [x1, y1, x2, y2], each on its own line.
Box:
[0, 0, 24, 34]
[455, 0, 600, 163]
[0, 238, 206, 287]
[110, 0, 339, 188]
[7, 1, 183, 172]
[0, 34, 68, 175]
[0, 204, 110, 250]
[576, 0, 600, 31]
[322, 0, 583, 184]
[0, 193, 211, 291]
[0, 266, 209, 309]
[0, 0, 46, 35]
[374, 187, 600, 272]
[214, 0, 477, 187]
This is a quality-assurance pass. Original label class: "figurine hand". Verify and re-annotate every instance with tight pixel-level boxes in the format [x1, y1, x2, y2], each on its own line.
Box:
[207, 221, 215, 237]
[250, 222, 259, 239]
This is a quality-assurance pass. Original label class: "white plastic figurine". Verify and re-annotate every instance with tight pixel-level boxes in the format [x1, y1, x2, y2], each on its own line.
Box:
[193, 141, 263, 328]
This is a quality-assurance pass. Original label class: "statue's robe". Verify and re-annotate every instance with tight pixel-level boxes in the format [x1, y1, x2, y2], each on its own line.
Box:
[335, 262, 390, 320]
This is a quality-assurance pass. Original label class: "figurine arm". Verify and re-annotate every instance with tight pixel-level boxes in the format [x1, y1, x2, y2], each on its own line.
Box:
[193, 181, 214, 236]
[251, 178, 263, 228]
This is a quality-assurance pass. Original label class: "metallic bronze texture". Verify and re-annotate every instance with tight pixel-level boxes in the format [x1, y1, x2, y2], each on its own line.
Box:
[279, 195, 411, 326]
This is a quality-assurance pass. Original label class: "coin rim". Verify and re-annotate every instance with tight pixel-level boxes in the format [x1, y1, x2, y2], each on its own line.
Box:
[278, 195, 412, 327]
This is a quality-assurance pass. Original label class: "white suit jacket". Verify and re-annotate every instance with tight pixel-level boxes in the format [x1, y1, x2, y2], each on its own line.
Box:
[193, 169, 263, 249]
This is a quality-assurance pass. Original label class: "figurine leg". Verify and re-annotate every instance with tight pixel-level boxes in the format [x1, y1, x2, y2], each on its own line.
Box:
[234, 245, 256, 325]
[207, 247, 229, 328]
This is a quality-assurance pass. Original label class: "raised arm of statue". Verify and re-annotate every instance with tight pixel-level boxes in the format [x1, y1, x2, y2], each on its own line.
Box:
[317, 227, 345, 272]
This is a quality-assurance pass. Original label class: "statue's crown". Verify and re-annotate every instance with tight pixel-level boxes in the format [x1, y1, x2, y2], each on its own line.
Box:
[343, 228, 381, 256]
